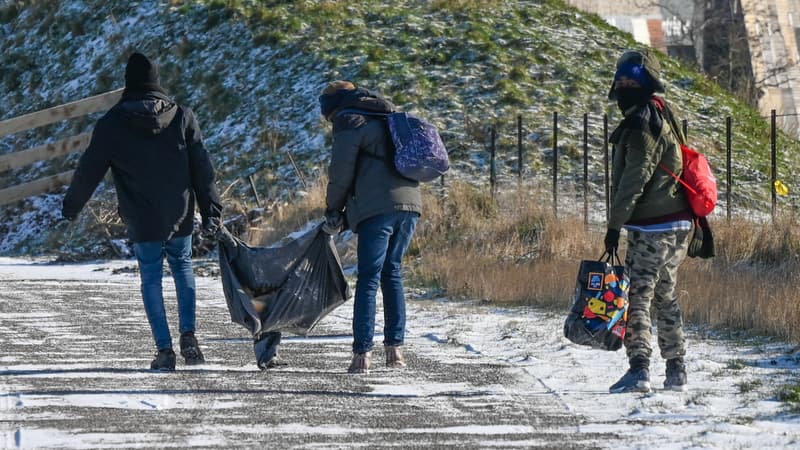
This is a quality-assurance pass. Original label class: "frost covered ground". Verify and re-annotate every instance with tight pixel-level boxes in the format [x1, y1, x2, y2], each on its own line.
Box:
[1, 257, 799, 449]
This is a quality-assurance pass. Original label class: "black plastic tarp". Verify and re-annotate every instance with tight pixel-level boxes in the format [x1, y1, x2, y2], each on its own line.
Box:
[218, 224, 351, 339]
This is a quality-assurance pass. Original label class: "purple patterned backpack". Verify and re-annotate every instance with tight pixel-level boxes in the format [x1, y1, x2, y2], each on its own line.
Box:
[337, 109, 449, 182]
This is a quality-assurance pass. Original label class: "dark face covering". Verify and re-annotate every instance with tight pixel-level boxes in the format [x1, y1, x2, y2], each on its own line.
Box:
[615, 87, 652, 112]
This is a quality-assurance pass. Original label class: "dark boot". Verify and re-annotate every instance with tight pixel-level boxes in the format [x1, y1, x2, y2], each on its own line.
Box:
[610, 357, 650, 393]
[150, 348, 176, 371]
[664, 358, 688, 391]
[609, 368, 651, 393]
[179, 332, 205, 365]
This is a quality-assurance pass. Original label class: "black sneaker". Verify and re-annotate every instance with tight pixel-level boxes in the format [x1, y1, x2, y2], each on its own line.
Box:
[609, 368, 651, 393]
[664, 358, 688, 391]
[150, 348, 176, 371]
[179, 332, 205, 365]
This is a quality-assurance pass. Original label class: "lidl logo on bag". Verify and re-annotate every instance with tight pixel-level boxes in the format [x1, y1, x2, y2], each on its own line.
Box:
[587, 272, 603, 290]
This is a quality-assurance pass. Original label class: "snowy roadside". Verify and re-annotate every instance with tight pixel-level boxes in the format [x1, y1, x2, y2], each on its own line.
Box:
[0, 257, 799, 449]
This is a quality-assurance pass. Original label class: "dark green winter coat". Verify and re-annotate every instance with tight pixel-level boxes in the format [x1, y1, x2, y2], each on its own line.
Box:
[608, 99, 690, 231]
[324, 90, 422, 231]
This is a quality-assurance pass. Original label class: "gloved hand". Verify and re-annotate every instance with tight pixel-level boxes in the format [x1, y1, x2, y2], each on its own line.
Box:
[322, 210, 344, 235]
[604, 228, 620, 254]
[201, 217, 222, 240]
[215, 225, 237, 249]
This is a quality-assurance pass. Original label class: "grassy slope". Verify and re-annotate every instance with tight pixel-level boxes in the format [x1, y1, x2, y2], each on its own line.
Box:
[0, 0, 798, 255]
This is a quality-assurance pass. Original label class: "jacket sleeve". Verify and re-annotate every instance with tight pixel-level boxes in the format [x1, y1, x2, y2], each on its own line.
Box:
[61, 125, 111, 219]
[608, 128, 662, 230]
[325, 127, 362, 213]
[184, 108, 223, 224]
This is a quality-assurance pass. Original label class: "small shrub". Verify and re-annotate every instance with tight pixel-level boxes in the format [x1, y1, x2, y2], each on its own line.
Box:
[726, 359, 747, 370]
[777, 384, 800, 412]
[736, 379, 763, 394]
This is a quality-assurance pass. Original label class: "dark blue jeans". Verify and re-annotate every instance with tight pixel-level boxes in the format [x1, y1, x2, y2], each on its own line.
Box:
[133, 235, 197, 351]
[353, 211, 419, 354]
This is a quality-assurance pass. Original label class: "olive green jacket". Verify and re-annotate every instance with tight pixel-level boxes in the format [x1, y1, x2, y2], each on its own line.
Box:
[608, 100, 690, 231]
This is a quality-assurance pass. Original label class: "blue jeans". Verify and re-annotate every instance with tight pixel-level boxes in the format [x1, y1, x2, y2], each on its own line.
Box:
[353, 211, 419, 354]
[133, 235, 197, 350]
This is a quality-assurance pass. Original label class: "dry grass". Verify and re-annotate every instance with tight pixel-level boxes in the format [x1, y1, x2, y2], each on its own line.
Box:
[410, 183, 596, 307]
[678, 215, 800, 341]
[257, 177, 800, 343]
[250, 175, 328, 246]
[413, 182, 800, 343]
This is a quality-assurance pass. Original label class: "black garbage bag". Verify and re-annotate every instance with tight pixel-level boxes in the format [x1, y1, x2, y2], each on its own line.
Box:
[218, 224, 351, 340]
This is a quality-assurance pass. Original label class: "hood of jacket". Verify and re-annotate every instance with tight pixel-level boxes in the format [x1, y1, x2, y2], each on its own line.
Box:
[116, 90, 178, 135]
[328, 88, 394, 119]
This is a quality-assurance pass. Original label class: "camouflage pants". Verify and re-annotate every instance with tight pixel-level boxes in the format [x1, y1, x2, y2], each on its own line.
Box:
[623, 228, 691, 366]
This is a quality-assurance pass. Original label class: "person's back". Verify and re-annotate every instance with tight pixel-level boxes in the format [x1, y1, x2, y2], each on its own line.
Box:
[320, 80, 422, 374]
[62, 52, 222, 371]
[64, 77, 218, 242]
[323, 84, 422, 232]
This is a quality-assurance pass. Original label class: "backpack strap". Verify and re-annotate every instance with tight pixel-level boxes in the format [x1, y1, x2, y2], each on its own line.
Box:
[334, 108, 396, 167]
[651, 98, 693, 194]
[658, 156, 697, 196]
[335, 108, 391, 118]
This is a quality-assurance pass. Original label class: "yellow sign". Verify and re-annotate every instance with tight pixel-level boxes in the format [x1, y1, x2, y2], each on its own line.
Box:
[774, 180, 790, 196]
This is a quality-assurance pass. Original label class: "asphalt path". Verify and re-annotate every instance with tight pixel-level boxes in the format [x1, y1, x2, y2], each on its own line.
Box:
[0, 260, 606, 449]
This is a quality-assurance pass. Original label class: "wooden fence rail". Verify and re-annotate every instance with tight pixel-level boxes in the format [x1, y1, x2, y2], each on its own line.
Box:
[0, 88, 122, 206]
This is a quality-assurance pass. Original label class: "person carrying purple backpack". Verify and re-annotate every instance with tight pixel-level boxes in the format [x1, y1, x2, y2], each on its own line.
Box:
[319, 80, 422, 374]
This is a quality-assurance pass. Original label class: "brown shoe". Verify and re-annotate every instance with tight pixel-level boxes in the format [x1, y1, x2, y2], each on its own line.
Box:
[385, 345, 407, 368]
[348, 352, 371, 374]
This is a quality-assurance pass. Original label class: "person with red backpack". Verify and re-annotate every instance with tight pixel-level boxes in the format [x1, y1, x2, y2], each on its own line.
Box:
[604, 49, 692, 393]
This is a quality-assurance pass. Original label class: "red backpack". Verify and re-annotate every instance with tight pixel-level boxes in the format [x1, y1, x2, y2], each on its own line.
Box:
[650, 96, 718, 217]
[659, 143, 717, 217]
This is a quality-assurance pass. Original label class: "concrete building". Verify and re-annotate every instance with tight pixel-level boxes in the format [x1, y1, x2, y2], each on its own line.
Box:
[569, 0, 800, 136]
[566, 0, 696, 62]
[742, 0, 800, 133]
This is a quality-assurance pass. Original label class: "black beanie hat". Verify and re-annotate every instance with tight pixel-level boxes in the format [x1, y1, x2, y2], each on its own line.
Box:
[125, 52, 161, 92]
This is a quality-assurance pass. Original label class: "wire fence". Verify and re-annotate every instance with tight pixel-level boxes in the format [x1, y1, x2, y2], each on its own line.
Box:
[434, 109, 800, 225]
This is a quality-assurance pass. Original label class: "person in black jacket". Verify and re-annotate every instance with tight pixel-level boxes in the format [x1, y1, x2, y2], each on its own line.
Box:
[61, 52, 223, 371]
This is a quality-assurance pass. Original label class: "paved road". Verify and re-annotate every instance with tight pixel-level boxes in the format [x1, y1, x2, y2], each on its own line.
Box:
[0, 260, 605, 449]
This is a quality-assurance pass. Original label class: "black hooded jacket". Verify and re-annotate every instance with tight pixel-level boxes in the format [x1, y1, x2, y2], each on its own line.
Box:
[62, 91, 222, 242]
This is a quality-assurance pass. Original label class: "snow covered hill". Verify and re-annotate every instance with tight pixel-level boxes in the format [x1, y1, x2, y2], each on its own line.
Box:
[1, 0, 798, 256]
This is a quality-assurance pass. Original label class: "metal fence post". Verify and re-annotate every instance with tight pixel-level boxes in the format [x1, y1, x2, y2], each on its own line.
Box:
[603, 114, 609, 223]
[726, 116, 732, 221]
[682, 119, 688, 138]
[771, 109, 777, 220]
[517, 114, 523, 184]
[552, 111, 558, 215]
[583, 113, 589, 228]
[490, 125, 497, 198]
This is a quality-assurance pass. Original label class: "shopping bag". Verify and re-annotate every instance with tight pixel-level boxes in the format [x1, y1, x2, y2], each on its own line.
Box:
[563, 252, 629, 351]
